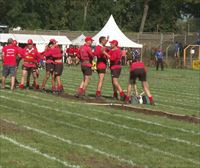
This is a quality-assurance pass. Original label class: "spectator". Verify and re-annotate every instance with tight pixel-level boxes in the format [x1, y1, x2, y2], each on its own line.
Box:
[121, 47, 127, 65]
[155, 49, 164, 71]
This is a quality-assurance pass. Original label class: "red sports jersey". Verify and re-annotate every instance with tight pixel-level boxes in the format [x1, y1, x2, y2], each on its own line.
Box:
[66, 47, 74, 56]
[130, 61, 146, 72]
[94, 45, 108, 70]
[51, 46, 62, 64]
[74, 48, 79, 55]
[21, 47, 39, 68]
[78, 44, 94, 67]
[109, 48, 121, 70]
[2, 44, 19, 66]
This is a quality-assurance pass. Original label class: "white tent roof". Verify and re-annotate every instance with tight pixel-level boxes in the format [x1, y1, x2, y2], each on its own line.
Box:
[0, 33, 72, 45]
[41, 35, 71, 45]
[72, 34, 86, 46]
[0, 34, 15, 43]
[14, 34, 44, 44]
[93, 15, 143, 48]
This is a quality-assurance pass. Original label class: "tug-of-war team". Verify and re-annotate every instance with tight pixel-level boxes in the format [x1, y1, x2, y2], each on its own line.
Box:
[1, 36, 155, 105]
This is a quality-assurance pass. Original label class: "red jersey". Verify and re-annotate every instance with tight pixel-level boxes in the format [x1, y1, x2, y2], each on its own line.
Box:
[94, 45, 108, 70]
[51, 46, 63, 64]
[130, 61, 146, 72]
[74, 48, 79, 56]
[78, 44, 94, 67]
[43, 46, 54, 64]
[21, 46, 39, 68]
[2, 44, 19, 66]
[109, 48, 121, 70]
[66, 47, 74, 56]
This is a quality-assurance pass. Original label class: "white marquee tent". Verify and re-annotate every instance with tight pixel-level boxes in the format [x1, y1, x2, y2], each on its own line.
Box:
[0, 33, 72, 52]
[72, 34, 86, 46]
[93, 15, 143, 48]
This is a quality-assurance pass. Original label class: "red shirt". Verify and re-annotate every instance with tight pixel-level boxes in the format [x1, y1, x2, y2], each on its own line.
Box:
[66, 47, 74, 56]
[43, 46, 54, 64]
[109, 48, 121, 70]
[2, 44, 19, 66]
[130, 61, 146, 72]
[78, 44, 94, 67]
[51, 46, 63, 64]
[94, 45, 108, 70]
[74, 48, 79, 56]
[21, 46, 39, 68]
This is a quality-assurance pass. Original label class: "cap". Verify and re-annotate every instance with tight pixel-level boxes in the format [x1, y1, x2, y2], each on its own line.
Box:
[109, 40, 118, 46]
[27, 39, 33, 45]
[85, 36, 94, 42]
[12, 40, 17, 46]
[50, 39, 57, 44]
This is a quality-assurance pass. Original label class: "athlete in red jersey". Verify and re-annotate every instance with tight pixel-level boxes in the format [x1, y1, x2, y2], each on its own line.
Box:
[41, 42, 56, 92]
[109, 40, 126, 100]
[19, 39, 40, 89]
[94, 36, 110, 98]
[1, 38, 19, 90]
[75, 36, 94, 97]
[125, 55, 154, 105]
[50, 39, 64, 93]
[66, 45, 74, 66]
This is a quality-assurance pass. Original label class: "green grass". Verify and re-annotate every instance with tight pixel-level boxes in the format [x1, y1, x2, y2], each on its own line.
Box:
[0, 65, 200, 168]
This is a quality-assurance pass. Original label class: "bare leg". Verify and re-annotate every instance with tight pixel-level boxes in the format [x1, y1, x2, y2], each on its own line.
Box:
[10, 76, 15, 90]
[20, 70, 28, 86]
[41, 71, 50, 88]
[142, 81, 152, 97]
[1, 76, 6, 89]
[97, 73, 105, 92]
[83, 75, 91, 91]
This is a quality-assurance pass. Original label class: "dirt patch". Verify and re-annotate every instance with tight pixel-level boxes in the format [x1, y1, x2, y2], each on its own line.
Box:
[33, 90, 200, 124]
[68, 152, 143, 168]
[0, 119, 26, 134]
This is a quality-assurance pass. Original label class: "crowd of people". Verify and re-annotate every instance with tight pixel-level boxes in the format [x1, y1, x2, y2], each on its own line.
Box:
[0, 36, 155, 105]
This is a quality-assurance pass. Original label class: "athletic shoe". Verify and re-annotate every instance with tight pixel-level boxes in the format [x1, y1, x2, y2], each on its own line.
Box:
[19, 84, 24, 89]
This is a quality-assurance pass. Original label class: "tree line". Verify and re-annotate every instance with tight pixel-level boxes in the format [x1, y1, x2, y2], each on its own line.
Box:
[0, 0, 199, 32]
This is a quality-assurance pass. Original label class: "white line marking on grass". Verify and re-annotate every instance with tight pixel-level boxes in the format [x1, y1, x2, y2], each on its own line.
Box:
[1, 90, 200, 136]
[0, 135, 81, 168]
[1, 95, 200, 148]
[24, 126, 139, 167]
[1, 110, 200, 166]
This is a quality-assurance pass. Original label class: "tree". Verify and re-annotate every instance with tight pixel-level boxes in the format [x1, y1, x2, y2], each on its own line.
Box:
[139, 0, 150, 33]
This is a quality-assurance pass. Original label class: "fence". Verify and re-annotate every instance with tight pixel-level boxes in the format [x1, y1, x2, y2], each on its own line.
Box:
[8, 30, 200, 68]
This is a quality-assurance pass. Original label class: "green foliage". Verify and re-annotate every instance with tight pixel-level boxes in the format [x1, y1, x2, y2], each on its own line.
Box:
[0, 0, 199, 32]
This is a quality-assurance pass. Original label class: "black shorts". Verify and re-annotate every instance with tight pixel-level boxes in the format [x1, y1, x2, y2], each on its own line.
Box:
[81, 65, 92, 76]
[2, 65, 16, 77]
[111, 68, 121, 78]
[46, 63, 54, 72]
[130, 68, 146, 84]
[97, 69, 106, 74]
[54, 64, 63, 76]
[22, 66, 37, 73]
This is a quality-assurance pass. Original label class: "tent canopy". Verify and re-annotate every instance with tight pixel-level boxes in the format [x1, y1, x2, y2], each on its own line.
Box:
[41, 35, 71, 45]
[72, 34, 86, 46]
[93, 15, 142, 48]
[0, 33, 71, 45]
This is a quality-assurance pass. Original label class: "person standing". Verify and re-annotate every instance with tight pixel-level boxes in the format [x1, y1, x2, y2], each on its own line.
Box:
[50, 39, 64, 93]
[109, 40, 126, 100]
[94, 36, 110, 98]
[155, 49, 164, 71]
[125, 55, 154, 105]
[1, 38, 19, 90]
[19, 39, 40, 89]
[41, 42, 55, 92]
[75, 36, 94, 97]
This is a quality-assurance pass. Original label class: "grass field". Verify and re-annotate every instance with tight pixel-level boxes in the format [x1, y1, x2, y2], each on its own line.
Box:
[0, 65, 200, 168]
